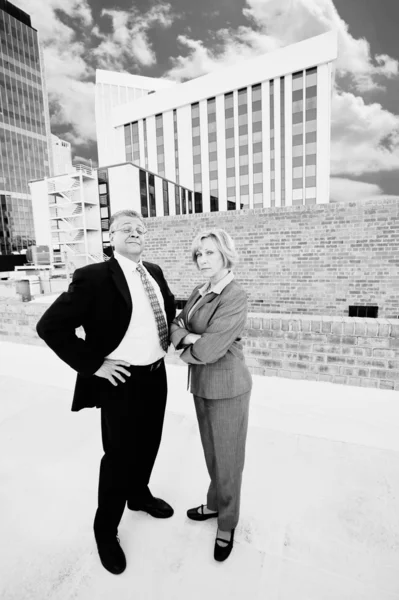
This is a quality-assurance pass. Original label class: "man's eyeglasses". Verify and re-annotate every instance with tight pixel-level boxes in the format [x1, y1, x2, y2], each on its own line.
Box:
[112, 226, 147, 236]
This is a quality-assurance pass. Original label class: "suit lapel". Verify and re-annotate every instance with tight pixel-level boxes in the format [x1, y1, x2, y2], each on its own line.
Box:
[108, 256, 133, 313]
[187, 289, 217, 322]
[144, 262, 161, 287]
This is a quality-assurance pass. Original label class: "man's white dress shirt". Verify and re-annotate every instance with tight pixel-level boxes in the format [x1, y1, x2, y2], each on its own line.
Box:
[106, 251, 166, 365]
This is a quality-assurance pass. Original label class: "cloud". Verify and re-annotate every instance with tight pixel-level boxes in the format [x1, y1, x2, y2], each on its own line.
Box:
[167, 0, 398, 91]
[243, 0, 398, 92]
[166, 28, 278, 81]
[93, 3, 176, 70]
[331, 92, 399, 175]
[330, 177, 399, 202]
[165, 0, 399, 178]
[72, 155, 98, 167]
[15, 1, 177, 149]
[330, 177, 381, 202]
[17, 0, 95, 146]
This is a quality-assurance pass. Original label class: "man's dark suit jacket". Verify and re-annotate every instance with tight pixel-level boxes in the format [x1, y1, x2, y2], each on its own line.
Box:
[36, 257, 176, 412]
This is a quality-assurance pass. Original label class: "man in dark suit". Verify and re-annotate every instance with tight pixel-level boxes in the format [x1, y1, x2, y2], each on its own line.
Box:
[36, 209, 176, 575]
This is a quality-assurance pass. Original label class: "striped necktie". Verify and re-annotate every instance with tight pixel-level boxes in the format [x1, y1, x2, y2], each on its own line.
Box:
[136, 264, 169, 352]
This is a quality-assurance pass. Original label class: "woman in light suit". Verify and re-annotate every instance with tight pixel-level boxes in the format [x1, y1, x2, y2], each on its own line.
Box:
[170, 229, 252, 562]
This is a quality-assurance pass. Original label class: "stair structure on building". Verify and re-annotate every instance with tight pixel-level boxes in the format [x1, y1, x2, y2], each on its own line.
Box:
[47, 165, 104, 271]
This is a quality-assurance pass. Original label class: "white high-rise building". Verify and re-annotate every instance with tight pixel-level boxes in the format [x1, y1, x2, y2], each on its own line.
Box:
[95, 32, 337, 218]
[95, 69, 176, 167]
[51, 134, 73, 175]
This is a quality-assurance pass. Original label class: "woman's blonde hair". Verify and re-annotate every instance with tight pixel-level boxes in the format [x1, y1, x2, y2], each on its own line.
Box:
[191, 229, 238, 269]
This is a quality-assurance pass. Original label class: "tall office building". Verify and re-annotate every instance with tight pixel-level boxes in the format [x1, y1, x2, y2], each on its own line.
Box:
[0, 0, 51, 254]
[97, 32, 337, 217]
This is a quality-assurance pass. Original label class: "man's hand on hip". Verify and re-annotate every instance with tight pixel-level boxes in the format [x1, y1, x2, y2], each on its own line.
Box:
[94, 359, 131, 386]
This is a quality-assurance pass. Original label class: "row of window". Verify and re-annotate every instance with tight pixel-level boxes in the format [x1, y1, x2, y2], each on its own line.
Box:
[0, 193, 35, 253]
[123, 67, 320, 208]
[207, 98, 218, 211]
[191, 103, 203, 212]
[1, 57, 42, 85]
[156, 114, 165, 177]
[0, 71, 47, 135]
[0, 129, 49, 194]
[291, 68, 317, 205]
[0, 38, 40, 69]
[173, 109, 179, 184]
[0, 15, 41, 69]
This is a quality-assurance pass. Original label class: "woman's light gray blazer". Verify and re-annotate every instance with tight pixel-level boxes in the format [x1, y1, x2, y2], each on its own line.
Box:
[170, 280, 252, 399]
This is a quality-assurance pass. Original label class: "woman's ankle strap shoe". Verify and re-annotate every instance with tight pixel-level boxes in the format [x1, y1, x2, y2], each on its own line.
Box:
[187, 504, 219, 521]
[214, 528, 235, 562]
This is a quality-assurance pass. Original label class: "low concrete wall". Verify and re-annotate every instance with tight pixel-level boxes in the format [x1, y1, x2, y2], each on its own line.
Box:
[0, 280, 18, 299]
[0, 300, 398, 391]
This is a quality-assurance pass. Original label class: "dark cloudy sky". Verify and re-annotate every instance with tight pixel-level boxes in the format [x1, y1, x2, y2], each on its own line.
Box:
[17, 0, 399, 202]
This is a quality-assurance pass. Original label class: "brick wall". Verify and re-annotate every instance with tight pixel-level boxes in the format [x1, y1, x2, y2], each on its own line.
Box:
[243, 313, 399, 391]
[143, 198, 399, 318]
[1, 301, 398, 391]
[1, 196, 399, 390]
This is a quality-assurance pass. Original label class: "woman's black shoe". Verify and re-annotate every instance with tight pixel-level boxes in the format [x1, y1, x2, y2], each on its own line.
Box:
[96, 536, 126, 575]
[187, 504, 219, 521]
[214, 528, 235, 562]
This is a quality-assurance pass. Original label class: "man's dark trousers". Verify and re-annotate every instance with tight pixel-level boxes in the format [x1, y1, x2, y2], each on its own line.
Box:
[93, 360, 167, 540]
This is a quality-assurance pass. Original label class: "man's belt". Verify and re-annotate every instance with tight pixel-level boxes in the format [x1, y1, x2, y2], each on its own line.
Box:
[129, 358, 164, 372]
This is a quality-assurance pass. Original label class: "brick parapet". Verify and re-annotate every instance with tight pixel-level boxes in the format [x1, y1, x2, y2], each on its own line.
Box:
[0, 301, 398, 391]
[243, 312, 399, 390]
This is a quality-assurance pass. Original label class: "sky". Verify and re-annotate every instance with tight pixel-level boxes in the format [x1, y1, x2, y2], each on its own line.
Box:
[17, 0, 399, 202]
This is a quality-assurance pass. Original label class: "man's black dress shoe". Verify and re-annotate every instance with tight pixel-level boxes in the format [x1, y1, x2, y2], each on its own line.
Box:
[127, 496, 174, 518]
[96, 536, 126, 575]
[214, 528, 235, 562]
[187, 504, 219, 521]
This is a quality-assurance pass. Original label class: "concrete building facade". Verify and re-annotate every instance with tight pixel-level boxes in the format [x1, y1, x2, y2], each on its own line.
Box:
[51, 134, 73, 176]
[95, 69, 175, 168]
[96, 32, 337, 217]
[0, 0, 52, 254]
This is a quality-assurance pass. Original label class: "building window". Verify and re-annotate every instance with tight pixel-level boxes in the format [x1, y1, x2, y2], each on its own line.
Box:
[270, 80, 275, 206]
[194, 191, 202, 213]
[207, 97, 218, 212]
[187, 190, 193, 213]
[163, 180, 169, 216]
[175, 185, 180, 215]
[139, 169, 148, 217]
[148, 173, 157, 217]
[173, 109, 179, 184]
[124, 124, 132, 162]
[252, 84, 263, 208]
[143, 119, 148, 169]
[238, 88, 248, 209]
[210, 194, 218, 212]
[305, 67, 317, 203]
[156, 114, 165, 177]
[191, 103, 202, 212]
[132, 122, 140, 164]
[225, 92, 236, 210]
[292, 71, 304, 205]
[280, 77, 285, 207]
[181, 188, 186, 214]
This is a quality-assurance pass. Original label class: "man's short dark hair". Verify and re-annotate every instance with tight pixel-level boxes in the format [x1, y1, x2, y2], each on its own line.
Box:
[109, 210, 145, 233]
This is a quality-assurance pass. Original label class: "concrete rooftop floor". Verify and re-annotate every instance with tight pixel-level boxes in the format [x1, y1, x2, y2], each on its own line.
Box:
[1, 339, 399, 600]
